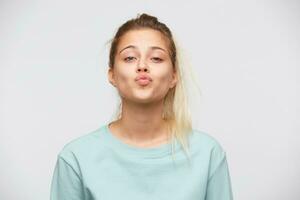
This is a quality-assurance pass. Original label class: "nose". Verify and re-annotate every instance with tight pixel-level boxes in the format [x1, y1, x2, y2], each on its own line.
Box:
[136, 60, 149, 73]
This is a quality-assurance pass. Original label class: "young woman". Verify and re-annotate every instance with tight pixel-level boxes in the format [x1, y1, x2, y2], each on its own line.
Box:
[50, 13, 234, 200]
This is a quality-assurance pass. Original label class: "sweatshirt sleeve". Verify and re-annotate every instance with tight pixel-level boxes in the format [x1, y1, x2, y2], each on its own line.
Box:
[205, 144, 234, 200]
[50, 156, 85, 200]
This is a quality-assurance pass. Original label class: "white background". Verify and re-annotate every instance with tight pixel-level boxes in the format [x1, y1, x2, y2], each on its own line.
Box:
[1, 0, 299, 199]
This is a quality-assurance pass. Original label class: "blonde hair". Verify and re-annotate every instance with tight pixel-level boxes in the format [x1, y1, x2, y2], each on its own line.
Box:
[106, 13, 202, 162]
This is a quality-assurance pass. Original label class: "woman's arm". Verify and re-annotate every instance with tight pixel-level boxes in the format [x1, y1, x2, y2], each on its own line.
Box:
[50, 156, 85, 200]
[205, 151, 234, 200]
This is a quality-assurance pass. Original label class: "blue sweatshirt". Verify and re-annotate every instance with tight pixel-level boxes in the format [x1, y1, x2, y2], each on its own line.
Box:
[50, 123, 233, 200]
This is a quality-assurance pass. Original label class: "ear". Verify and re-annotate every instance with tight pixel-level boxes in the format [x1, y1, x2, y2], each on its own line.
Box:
[170, 70, 178, 89]
[108, 68, 117, 87]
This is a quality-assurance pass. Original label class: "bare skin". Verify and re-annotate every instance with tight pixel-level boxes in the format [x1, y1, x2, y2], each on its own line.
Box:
[107, 28, 177, 148]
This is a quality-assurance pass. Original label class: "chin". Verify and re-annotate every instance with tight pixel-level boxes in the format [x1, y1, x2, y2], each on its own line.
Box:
[130, 93, 156, 104]
[133, 96, 153, 103]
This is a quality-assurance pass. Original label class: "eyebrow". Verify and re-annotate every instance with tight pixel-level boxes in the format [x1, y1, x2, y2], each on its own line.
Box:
[118, 45, 166, 54]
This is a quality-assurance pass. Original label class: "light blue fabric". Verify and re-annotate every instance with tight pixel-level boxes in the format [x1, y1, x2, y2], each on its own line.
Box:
[50, 123, 233, 200]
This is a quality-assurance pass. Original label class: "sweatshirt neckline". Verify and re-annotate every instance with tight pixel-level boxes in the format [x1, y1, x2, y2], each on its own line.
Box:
[101, 122, 180, 159]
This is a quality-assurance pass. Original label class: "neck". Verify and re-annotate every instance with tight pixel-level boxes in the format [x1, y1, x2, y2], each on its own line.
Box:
[112, 98, 170, 145]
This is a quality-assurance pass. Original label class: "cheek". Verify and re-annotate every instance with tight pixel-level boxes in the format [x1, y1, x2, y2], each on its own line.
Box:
[151, 72, 174, 97]
[155, 68, 174, 85]
[114, 67, 133, 84]
[112, 68, 136, 95]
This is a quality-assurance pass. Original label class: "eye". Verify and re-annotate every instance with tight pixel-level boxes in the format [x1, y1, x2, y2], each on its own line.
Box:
[151, 57, 163, 63]
[124, 56, 136, 62]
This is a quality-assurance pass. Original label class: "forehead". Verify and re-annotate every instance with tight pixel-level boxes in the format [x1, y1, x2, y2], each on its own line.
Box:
[117, 29, 169, 52]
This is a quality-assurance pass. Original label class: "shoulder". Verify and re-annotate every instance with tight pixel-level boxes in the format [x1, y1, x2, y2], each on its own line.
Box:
[190, 129, 226, 153]
[189, 129, 227, 164]
[56, 125, 107, 163]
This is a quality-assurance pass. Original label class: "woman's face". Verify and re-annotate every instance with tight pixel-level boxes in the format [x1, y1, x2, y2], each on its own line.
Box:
[108, 29, 177, 104]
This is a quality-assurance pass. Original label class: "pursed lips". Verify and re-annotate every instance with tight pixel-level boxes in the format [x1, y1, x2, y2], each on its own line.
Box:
[135, 75, 152, 86]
